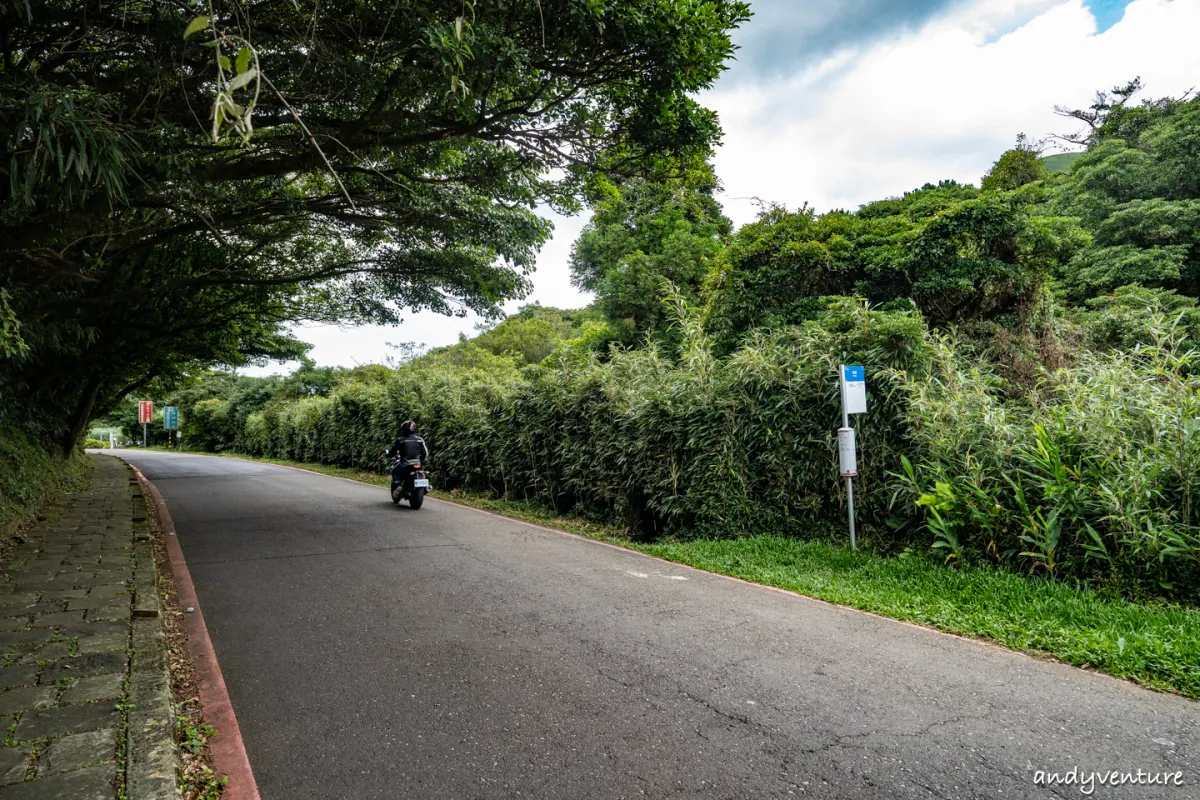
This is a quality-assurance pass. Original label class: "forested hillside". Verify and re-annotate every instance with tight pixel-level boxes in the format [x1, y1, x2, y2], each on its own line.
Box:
[149, 84, 1200, 605]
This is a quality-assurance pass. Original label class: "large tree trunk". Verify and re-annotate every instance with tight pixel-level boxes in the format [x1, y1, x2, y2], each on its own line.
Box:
[60, 378, 103, 456]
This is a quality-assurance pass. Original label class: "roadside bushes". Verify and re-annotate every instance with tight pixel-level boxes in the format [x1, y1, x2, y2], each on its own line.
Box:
[190, 299, 1200, 603]
[236, 302, 935, 538]
[1075, 284, 1200, 351]
[894, 318, 1200, 602]
[240, 344, 524, 478]
[185, 398, 236, 452]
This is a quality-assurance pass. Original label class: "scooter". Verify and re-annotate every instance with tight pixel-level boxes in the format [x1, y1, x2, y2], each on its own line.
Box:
[385, 453, 429, 509]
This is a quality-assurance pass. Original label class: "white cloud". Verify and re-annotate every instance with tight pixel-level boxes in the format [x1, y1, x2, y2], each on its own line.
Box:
[250, 0, 1199, 374]
[710, 0, 1200, 226]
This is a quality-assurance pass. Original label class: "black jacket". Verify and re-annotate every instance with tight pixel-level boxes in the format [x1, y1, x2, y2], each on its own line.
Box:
[388, 433, 429, 463]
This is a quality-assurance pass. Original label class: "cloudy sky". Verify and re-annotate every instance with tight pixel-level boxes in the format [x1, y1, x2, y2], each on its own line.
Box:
[252, 0, 1200, 375]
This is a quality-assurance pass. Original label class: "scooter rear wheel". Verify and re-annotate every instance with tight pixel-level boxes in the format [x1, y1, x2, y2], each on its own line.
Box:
[409, 488, 425, 509]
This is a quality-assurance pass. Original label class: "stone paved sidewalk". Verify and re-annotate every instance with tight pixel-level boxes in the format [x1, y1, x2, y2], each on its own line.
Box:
[0, 454, 178, 799]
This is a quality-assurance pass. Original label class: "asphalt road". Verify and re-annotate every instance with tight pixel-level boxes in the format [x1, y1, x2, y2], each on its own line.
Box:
[120, 450, 1197, 799]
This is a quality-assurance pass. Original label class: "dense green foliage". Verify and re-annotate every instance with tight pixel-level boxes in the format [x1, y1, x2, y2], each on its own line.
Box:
[469, 305, 609, 365]
[0, 413, 88, 536]
[704, 182, 1088, 358]
[570, 165, 732, 342]
[156, 84, 1200, 607]
[176, 300, 932, 537]
[981, 134, 1048, 191]
[1, 0, 750, 453]
[1049, 97, 1200, 300]
[894, 322, 1200, 594]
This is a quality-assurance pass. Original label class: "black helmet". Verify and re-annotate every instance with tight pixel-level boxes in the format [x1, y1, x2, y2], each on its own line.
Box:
[400, 420, 417, 435]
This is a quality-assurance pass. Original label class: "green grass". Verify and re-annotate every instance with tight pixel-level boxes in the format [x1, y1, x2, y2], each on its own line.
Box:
[1040, 152, 1083, 173]
[1, 417, 90, 538]
[173, 450, 1200, 699]
[639, 537, 1200, 697]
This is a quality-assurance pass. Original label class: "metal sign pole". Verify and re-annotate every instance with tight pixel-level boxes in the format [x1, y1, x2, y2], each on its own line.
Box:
[843, 401, 856, 551]
[143, 423, 147, 447]
[838, 365, 867, 551]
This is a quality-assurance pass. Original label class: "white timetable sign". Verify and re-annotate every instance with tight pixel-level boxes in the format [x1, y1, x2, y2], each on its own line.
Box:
[840, 365, 867, 415]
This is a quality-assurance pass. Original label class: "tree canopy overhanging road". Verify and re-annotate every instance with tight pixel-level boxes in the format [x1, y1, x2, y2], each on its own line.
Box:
[1, 0, 750, 452]
[121, 451, 1197, 800]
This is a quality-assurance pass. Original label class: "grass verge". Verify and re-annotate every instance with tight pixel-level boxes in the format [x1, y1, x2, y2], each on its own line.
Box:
[2, 418, 90, 541]
[162, 450, 1200, 700]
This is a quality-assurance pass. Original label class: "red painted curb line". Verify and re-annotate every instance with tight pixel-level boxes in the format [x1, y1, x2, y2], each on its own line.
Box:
[129, 464, 261, 800]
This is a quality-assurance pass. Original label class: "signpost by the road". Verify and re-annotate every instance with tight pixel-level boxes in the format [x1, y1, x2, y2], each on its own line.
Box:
[163, 406, 179, 449]
[838, 366, 867, 550]
[138, 401, 153, 447]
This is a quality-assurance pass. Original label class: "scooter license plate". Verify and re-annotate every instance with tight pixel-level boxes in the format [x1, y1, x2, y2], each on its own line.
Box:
[413, 479, 430, 489]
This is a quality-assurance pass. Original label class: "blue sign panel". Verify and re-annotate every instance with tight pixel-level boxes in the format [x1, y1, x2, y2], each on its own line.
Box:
[163, 406, 179, 430]
[843, 365, 865, 382]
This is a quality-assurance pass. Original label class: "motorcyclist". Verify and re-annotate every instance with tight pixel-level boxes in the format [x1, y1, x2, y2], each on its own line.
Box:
[387, 420, 429, 482]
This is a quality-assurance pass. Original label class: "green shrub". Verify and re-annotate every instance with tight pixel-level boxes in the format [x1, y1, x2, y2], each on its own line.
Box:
[1076, 284, 1200, 351]
[233, 301, 933, 539]
[186, 398, 235, 452]
[893, 319, 1200, 602]
[197, 296, 1200, 603]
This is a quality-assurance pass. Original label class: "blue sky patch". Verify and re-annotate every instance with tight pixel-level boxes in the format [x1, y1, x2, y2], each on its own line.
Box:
[1084, 0, 1135, 33]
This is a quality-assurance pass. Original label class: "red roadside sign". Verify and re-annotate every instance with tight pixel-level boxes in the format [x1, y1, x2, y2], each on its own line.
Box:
[138, 401, 153, 424]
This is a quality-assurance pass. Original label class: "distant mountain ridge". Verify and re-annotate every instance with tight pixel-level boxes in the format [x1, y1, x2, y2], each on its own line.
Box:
[1041, 152, 1084, 173]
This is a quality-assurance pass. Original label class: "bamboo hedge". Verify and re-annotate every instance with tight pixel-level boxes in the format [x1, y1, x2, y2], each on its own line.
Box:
[185, 301, 1200, 603]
